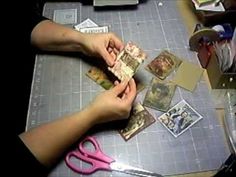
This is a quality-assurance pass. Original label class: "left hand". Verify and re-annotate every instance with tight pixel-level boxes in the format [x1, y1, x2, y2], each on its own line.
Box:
[80, 32, 124, 66]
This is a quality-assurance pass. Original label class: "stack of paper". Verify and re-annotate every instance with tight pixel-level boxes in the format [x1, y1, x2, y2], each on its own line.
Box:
[94, 0, 138, 6]
[194, 0, 216, 7]
[74, 18, 109, 33]
[192, 0, 225, 12]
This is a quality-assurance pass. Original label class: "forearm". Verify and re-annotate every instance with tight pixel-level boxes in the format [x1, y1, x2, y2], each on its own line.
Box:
[31, 20, 85, 52]
[19, 106, 97, 167]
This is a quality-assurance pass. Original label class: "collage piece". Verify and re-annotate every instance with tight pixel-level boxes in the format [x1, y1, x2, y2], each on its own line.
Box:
[86, 66, 146, 92]
[158, 100, 203, 138]
[143, 78, 176, 112]
[146, 50, 182, 80]
[119, 102, 156, 141]
[172, 60, 204, 92]
[108, 42, 147, 81]
[86, 66, 114, 90]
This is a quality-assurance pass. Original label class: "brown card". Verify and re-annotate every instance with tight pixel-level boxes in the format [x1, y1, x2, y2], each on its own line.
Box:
[146, 50, 182, 80]
[108, 42, 147, 81]
[119, 103, 156, 141]
[86, 66, 145, 93]
[143, 78, 176, 112]
[172, 60, 204, 92]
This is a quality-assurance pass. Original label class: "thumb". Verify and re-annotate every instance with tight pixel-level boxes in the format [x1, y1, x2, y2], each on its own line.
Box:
[111, 80, 128, 95]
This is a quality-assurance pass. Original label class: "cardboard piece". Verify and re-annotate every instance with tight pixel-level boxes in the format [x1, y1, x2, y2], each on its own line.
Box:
[172, 61, 204, 91]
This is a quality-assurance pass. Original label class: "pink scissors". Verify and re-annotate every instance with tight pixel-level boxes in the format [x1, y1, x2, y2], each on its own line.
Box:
[65, 136, 163, 177]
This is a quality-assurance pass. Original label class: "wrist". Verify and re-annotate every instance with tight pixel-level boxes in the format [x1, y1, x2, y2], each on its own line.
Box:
[71, 31, 90, 52]
[66, 30, 84, 51]
[80, 105, 100, 126]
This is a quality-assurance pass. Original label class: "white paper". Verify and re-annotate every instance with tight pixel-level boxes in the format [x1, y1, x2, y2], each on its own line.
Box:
[79, 26, 109, 33]
[74, 18, 98, 30]
[158, 100, 203, 138]
[194, 2, 225, 12]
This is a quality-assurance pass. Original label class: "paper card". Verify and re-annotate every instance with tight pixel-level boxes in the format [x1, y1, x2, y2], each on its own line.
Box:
[146, 50, 182, 80]
[86, 67, 114, 90]
[172, 60, 204, 92]
[108, 42, 147, 81]
[53, 9, 77, 24]
[143, 78, 176, 112]
[86, 66, 146, 92]
[79, 26, 109, 33]
[74, 18, 98, 30]
[158, 100, 203, 137]
[119, 103, 156, 141]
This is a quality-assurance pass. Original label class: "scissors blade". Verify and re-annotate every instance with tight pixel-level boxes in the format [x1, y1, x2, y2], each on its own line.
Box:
[110, 162, 164, 177]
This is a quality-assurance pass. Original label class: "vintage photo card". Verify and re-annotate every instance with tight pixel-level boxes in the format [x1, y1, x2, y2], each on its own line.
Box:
[119, 103, 156, 141]
[158, 100, 203, 137]
[146, 50, 182, 80]
[86, 66, 146, 92]
[143, 78, 176, 112]
[86, 66, 114, 90]
[108, 42, 147, 81]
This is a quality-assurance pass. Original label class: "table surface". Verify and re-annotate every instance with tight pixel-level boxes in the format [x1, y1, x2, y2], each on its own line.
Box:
[26, 1, 230, 176]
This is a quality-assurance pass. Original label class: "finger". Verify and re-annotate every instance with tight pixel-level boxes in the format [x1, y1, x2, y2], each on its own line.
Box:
[124, 84, 130, 94]
[122, 92, 127, 100]
[123, 78, 136, 103]
[121, 85, 129, 100]
[111, 79, 129, 95]
[110, 51, 117, 61]
[113, 48, 120, 55]
[108, 47, 120, 62]
[110, 33, 124, 52]
[108, 47, 113, 53]
[99, 48, 115, 66]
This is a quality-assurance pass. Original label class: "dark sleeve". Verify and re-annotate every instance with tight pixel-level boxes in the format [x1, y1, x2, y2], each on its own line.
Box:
[29, 0, 49, 34]
[15, 135, 49, 177]
[28, 0, 51, 53]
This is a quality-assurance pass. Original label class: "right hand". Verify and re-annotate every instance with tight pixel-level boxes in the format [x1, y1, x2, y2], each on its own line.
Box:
[89, 78, 137, 124]
[79, 33, 124, 66]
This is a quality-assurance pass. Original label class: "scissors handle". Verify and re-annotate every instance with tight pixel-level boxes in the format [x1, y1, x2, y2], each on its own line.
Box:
[79, 136, 114, 163]
[65, 150, 112, 174]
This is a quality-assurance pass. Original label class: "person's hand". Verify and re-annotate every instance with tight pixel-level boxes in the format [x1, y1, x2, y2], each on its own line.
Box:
[80, 33, 124, 66]
[89, 78, 137, 124]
